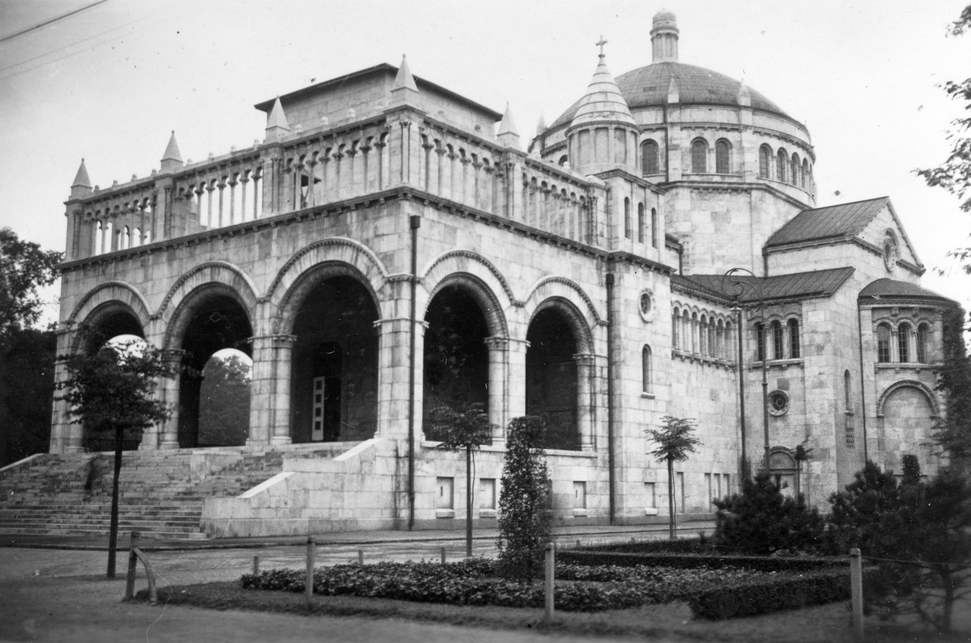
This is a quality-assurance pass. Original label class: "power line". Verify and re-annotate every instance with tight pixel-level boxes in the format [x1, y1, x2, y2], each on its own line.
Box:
[0, 0, 111, 45]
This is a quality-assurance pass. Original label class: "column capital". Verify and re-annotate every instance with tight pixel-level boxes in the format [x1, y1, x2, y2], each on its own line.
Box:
[250, 333, 297, 347]
[483, 336, 509, 351]
[572, 352, 596, 365]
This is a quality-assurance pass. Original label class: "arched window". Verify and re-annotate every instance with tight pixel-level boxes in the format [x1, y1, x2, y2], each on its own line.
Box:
[651, 208, 658, 248]
[641, 140, 659, 175]
[708, 320, 716, 357]
[691, 312, 699, 354]
[642, 345, 653, 393]
[558, 154, 568, 167]
[787, 319, 800, 359]
[624, 197, 632, 239]
[776, 149, 787, 183]
[801, 158, 809, 189]
[637, 202, 645, 243]
[725, 321, 734, 361]
[699, 316, 708, 355]
[790, 153, 800, 186]
[877, 324, 892, 363]
[691, 139, 708, 173]
[756, 323, 766, 362]
[916, 324, 929, 363]
[672, 310, 679, 350]
[682, 310, 691, 352]
[844, 370, 852, 411]
[759, 145, 771, 178]
[771, 320, 784, 360]
[898, 323, 911, 363]
[716, 139, 730, 174]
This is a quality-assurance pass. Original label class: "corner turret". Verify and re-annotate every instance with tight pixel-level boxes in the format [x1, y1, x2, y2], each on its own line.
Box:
[160, 131, 183, 173]
[70, 158, 93, 199]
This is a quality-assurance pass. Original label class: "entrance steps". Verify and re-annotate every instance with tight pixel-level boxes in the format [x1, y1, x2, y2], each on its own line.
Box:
[0, 445, 352, 540]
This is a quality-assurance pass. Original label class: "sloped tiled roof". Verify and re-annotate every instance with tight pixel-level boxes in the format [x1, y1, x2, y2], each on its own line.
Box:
[551, 61, 788, 129]
[858, 278, 955, 304]
[675, 267, 855, 303]
[765, 197, 888, 248]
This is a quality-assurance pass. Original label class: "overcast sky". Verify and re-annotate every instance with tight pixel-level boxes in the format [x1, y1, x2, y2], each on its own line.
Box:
[1, 0, 969, 324]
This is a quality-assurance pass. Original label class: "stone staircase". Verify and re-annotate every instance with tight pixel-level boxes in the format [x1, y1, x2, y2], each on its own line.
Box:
[0, 446, 346, 540]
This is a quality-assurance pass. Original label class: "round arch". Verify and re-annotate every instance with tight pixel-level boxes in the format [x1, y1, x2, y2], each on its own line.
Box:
[67, 281, 151, 330]
[70, 300, 147, 356]
[420, 250, 514, 326]
[527, 295, 595, 355]
[164, 283, 255, 351]
[423, 271, 508, 338]
[274, 261, 383, 335]
[876, 380, 940, 418]
[157, 261, 259, 327]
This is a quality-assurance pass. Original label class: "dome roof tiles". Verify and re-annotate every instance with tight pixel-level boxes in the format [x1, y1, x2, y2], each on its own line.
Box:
[551, 61, 789, 129]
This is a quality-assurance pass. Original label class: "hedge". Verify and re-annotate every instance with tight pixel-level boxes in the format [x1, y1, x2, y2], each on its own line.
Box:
[558, 550, 841, 573]
[688, 568, 854, 619]
[573, 537, 713, 555]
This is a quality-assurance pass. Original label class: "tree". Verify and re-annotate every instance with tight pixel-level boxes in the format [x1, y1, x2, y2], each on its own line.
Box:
[429, 402, 492, 558]
[0, 329, 56, 466]
[827, 461, 971, 633]
[58, 339, 175, 578]
[497, 415, 552, 582]
[932, 305, 971, 467]
[714, 471, 824, 555]
[0, 227, 62, 340]
[916, 6, 971, 269]
[198, 354, 251, 447]
[647, 416, 700, 540]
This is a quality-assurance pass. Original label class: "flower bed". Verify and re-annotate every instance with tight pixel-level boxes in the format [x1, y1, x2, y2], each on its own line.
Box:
[242, 559, 767, 612]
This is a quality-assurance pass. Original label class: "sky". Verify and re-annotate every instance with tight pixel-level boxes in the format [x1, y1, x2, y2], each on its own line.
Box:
[1, 0, 969, 325]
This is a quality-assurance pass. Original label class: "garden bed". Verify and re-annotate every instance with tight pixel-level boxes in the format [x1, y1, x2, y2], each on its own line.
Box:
[239, 558, 851, 618]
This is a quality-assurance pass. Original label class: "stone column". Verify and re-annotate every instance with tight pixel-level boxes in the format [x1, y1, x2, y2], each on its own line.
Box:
[573, 353, 596, 450]
[158, 349, 185, 449]
[507, 337, 530, 421]
[484, 336, 508, 444]
[270, 335, 297, 446]
[374, 317, 421, 440]
[247, 335, 274, 446]
[48, 356, 80, 453]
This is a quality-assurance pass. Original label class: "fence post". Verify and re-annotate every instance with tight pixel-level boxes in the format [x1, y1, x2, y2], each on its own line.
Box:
[441, 546, 446, 564]
[850, 548, 864, 641]
[358, 549, 364, 566]
[305, 536, 315, 607]
[544, 541, 555, 622]
[252, 555, 260, 576]
[124, 531, 139, 601]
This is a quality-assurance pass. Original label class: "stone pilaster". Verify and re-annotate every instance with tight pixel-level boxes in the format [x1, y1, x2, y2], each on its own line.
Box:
[574, 352, 596, 450]
[507, 337, 530, 421]
[374, 317, 423, 440]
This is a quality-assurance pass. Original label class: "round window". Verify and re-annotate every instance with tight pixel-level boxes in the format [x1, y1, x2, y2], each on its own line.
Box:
[768, 390, 790, 416]
[638, 290, 655, 322]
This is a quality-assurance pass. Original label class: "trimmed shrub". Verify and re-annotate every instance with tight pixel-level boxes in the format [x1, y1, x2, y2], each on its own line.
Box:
[571, 536, 713, 555]
[713, 471, 825, 555]
[688, 568, 854, 620]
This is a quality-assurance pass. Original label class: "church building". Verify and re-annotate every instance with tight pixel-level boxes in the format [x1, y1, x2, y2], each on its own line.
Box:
[48, 12, 954, 536]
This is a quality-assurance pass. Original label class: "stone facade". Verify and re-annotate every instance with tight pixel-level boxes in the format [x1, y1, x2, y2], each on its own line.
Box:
[51, 13, 954, 535]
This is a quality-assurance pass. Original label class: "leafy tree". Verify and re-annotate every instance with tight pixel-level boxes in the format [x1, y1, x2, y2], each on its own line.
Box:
[916, 6, 971, 269]
[932, 305, 971, 466]
[0, 328, 56, 466]
[647, 416, 700, 540]
[430, 402, 492, 558]
[713, 471, 824, 555]
[826, 460, 906, 556]
[497, 415, 552, 582]
[0, 227, 62, 339]
[198, 354, 251, 447]
[58, 339, 175, 578]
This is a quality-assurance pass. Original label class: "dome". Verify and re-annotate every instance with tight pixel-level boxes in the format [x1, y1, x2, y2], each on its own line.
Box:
[550, 61, 790, 129]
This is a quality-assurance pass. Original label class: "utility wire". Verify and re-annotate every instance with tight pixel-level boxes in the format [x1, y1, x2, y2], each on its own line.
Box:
[0, 0, 111, 45]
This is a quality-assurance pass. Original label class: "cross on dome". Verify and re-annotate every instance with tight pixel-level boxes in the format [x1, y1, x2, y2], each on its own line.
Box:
[596, 36, 608, 59]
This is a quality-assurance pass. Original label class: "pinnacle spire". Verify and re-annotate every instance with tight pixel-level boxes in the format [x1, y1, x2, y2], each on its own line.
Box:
[570, 42, 635, 128]
[497, 103, 520, 149]
[265, 97, 291, 143]
[536, 111, 547, 134]
[392, 54, 418, 92]
[72, 158, 92, 188]
[162, 131, 182, 163]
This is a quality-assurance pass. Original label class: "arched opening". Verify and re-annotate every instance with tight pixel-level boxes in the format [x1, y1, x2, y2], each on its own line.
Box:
[422, 285, 490, 438]
[759, 145, 771, 179]
[291, 275, 379, 443]
[691, 139, 708, 173]
[526, 307, 579, 450]
[715, 139, 730, 173]
[176, 291, 253, 448]
[197, 348, 252, 447]
[641, 140, 659, 175]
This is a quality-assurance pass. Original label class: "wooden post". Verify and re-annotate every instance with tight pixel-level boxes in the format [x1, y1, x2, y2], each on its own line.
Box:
[544, 542, 555, 622]
[252, 555, 260, 576]
[358, 549, 364, 566]
[441, 546, 446, 564]
[124, 531, 139, 601]
[305, 536, 315, 606]
[850, 548, 864, 641]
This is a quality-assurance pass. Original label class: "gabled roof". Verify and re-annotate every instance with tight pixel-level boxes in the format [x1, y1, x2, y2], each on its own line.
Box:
[765, 197, 888, 248]
[676, 267, 855, 303]
[858, 278, 955, 304]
